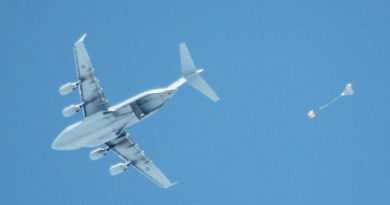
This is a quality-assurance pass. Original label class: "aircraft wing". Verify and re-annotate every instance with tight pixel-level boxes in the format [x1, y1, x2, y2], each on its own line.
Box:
[74, 34, 109, 117]
[106, 133, 174, 189]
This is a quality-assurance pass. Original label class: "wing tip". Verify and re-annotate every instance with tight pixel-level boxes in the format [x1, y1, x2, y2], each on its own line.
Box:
[163, 181, 179, 189]
[179, 42, 187, 48]
[76, 33, 88, 44]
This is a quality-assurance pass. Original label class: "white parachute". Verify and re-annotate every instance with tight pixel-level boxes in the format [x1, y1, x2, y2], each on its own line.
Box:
[307, 83, 354, 119]
[341, 83, 354, 96]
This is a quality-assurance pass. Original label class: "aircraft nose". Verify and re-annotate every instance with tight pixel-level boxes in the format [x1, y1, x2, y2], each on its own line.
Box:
[51, 130, 73, 150]
[51, 137, 75, 150]
[52, 122, 81, 150]
[51, 136, 66, 150]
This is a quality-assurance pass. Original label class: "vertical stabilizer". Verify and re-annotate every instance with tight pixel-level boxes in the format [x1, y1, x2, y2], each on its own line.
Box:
[180, 43, 197, 76]
[179, 43, 220, 102]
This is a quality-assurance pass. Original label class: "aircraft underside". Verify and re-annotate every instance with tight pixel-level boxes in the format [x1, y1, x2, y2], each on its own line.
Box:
[53, 34, 219, 188]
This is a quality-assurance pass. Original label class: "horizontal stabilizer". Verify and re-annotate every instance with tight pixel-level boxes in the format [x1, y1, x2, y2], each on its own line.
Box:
[187, 75, 220, 102]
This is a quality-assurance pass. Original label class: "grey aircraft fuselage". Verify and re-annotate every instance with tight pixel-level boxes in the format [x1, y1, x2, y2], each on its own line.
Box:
[52, 79, 185, 150]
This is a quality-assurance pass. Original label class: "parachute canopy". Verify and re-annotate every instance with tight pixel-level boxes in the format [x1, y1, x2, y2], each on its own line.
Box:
[341, 83, 354, 96]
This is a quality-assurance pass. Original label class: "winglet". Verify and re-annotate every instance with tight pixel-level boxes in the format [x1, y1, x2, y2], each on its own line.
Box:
[77, 33, 87, 43]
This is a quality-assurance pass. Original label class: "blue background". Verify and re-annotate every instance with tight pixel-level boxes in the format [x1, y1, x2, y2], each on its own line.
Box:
[1, 0, 389, 204]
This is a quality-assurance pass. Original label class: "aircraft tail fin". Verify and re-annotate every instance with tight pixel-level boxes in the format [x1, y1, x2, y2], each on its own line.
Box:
[179, 43, 220, 102]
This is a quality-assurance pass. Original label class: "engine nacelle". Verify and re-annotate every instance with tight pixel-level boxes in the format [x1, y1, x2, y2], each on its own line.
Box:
[89, 148, 108, 160]
[62, 104, 82, 118]
[109, 162, 130, 176]
[59, 82, 79, 96]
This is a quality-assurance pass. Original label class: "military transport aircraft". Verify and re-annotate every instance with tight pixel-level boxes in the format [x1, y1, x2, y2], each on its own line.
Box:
[52, 34, 219, 189]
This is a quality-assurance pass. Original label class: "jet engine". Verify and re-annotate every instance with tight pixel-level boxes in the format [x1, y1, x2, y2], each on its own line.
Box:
[62, 104, 83, 118]
[59, 81, 79, 96]
[109, 162, 130, 176]
[89, 148, 108, 160]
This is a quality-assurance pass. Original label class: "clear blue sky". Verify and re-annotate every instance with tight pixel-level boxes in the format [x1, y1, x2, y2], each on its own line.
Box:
[1, 0, 390, 204]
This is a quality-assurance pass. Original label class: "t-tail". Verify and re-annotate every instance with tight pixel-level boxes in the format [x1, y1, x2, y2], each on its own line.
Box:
[176, 42, 220, 102]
